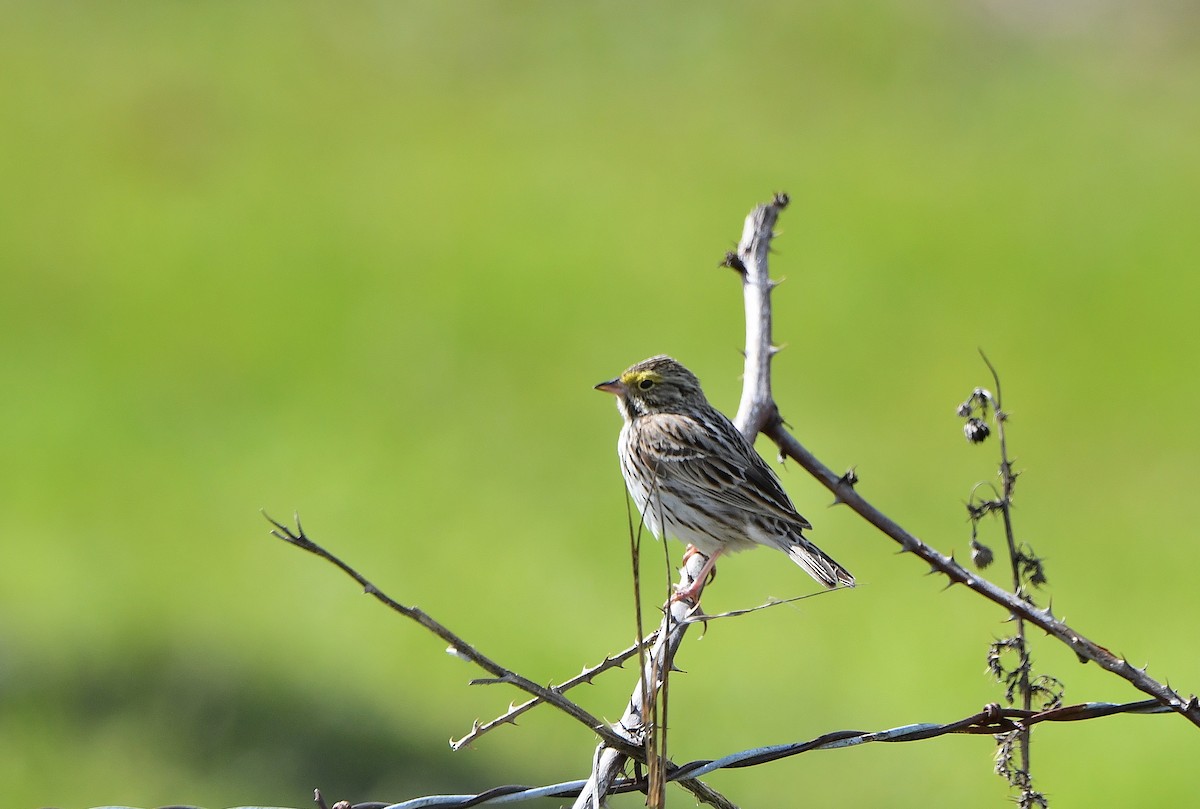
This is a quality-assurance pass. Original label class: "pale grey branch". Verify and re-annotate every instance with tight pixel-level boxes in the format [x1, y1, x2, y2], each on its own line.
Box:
[733, 193, 789, 438]
[571, 551, 736, 809]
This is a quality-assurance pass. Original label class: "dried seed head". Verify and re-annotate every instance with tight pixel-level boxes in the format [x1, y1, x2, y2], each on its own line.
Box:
[964, 417, 991, 443]
[971, 538, 994, 569]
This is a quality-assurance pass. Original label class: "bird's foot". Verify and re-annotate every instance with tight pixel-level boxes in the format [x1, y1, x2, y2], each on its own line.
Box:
[671, 549, 721, 604]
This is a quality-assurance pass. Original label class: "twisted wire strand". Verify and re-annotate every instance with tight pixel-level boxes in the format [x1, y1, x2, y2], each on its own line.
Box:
[308, 698, 1165, 809]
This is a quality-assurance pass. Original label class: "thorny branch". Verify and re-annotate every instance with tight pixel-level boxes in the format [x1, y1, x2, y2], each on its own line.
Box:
[451, 636, 652, 750]
[263, 513, 639, 761]
[732, 193, 1200, 728]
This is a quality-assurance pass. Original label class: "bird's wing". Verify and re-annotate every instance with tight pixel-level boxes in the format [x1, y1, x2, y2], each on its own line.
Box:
[637, 411, 812, 529]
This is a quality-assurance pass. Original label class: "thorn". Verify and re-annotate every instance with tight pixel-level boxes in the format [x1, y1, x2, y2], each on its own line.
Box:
[720, 251, 747, 275]
[944, 553, 963, 575]
[769, 343, 784, 355]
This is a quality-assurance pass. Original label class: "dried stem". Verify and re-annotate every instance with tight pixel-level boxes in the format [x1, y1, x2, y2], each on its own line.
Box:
[984, 354, 1034, 796]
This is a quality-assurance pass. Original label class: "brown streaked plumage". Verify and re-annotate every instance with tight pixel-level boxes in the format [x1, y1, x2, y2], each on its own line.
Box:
[596, 355, 854, 598]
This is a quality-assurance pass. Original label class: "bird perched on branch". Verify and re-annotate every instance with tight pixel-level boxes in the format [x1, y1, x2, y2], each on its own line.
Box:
[596, 355, 854, 602]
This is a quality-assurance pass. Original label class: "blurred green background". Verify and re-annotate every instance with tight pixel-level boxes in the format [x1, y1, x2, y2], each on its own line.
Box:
[3, 2, 1199, 807]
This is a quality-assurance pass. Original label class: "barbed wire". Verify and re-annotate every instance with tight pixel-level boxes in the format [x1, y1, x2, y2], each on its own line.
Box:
[141, 697, 1157, 809]
[91, 698, 1168, 809]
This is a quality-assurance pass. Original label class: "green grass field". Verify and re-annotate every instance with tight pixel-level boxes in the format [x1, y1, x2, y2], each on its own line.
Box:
[3, 3, 1198, 807]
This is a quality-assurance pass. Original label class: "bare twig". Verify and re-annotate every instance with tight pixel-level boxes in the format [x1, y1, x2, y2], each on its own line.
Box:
[678, 588, 849, 625]
[262, 512, 643, 759]
[767, 364, 1200, 727]
[728, 196, 1200, 728]
[451, 637, 654, 750]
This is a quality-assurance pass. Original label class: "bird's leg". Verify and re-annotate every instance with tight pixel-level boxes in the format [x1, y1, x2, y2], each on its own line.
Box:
[671, 549, 722, 604]
[680, 545, 719, 582]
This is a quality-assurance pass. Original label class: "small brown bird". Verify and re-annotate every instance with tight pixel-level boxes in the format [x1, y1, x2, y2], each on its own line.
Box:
[596, 355, 854, 600]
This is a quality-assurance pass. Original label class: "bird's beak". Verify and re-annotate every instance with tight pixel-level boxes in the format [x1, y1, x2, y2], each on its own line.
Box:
[594, 378, 622, 395]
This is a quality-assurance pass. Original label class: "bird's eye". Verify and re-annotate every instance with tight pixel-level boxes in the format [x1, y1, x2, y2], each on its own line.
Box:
[638, 378, 655, 390]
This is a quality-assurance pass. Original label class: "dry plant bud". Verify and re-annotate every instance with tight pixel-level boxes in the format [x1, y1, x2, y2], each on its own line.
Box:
[964, 417, 991, 443]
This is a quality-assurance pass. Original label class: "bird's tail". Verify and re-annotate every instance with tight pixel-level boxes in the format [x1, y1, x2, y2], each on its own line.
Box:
[787, 538, 855, 589]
